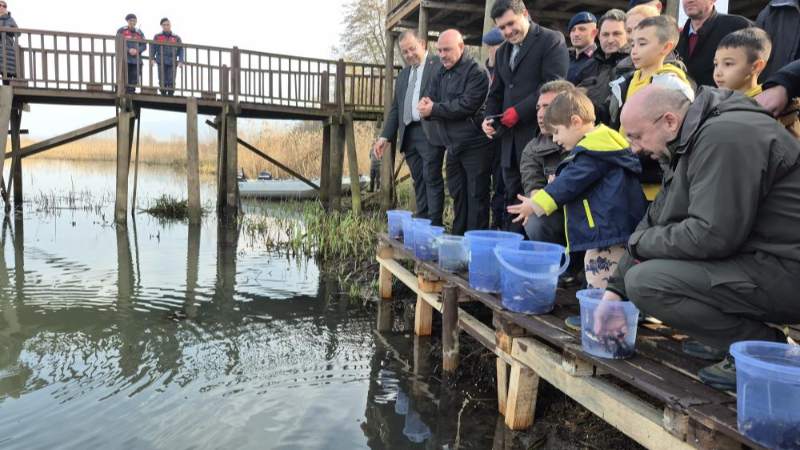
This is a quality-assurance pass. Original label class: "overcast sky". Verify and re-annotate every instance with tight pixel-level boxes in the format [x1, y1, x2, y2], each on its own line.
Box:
[8, 0, 350, 138]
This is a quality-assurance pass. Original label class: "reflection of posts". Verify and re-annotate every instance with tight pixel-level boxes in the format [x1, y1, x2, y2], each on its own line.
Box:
[116, 224, 135, 306]
[184, 224, 201, 319]
[214, 223, 239, 313]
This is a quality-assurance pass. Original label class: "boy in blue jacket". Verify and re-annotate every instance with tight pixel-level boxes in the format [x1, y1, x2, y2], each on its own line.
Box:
[509, 89, 647, 290]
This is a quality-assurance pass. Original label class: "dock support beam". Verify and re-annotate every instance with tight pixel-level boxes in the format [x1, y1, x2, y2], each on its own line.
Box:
[442, 284, 460, 372]
[328, 116, 345, 212]
[0, 86, 14, 211]
[320, 123, 331, 209]
[380, 31, 397, 213]
[186, 98, 201, 225]
[10, 107, 22, 213]
[216, 105, 239, 224]
[115, 104, 136, 225]
[344, 113, 362, 216]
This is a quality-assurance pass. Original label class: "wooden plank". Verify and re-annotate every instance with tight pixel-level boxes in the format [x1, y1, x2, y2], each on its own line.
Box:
[442, 284, 459, 371]
[320, 124, 331, 207]
[377, 255, 441, 312]
[186, 98, 201, 225]
[377, 243, 394, 299]
[497, 358, 509, 415]
[505, 360, 540, 430]
[422, 1, 485, 13]
[328, 122, 345, 211]
[343, 113, 362, 216]
[512, 338, 696, 450]
[9, 116, 117, 159]
[414, 295, 433, 336]
[386, 0, 422, 31]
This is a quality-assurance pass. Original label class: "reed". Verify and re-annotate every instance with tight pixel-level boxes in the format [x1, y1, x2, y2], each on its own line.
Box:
[141, 194, 209, 221]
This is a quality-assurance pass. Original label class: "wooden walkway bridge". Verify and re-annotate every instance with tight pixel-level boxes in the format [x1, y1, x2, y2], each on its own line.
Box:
[0, 26, 398, 224]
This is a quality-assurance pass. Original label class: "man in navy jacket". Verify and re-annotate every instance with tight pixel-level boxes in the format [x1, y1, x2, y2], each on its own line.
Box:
[117, 14, 147, 94]
[150, 18, 184, 96]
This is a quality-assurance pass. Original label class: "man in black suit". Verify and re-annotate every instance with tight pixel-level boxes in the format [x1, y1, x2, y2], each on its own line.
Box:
[374, 30, 446, 226]
[482, 0, 569, 233]
[676, 0, 752, 87]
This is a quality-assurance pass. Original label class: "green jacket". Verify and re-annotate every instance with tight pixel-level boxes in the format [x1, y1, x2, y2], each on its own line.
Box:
[519, 133, 568, 196]
[608, 87, 800, 298]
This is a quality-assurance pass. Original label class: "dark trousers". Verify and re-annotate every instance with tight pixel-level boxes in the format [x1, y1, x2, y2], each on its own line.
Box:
[502, 142, 525, 235]
[490, 143, 506, 230]
[126, 63, 140, 94]
[157, 64, 175, 96]
[446, 143, 494, 236]
[524, 209, 584, 276]
[369, 165, 381, 192]
[403, 123, 446, 225]
[625, 254, 800, 351]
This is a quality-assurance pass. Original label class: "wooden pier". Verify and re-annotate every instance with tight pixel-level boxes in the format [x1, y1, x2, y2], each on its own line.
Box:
[0, 26, 397, 222]
[377, 233, 800, 450]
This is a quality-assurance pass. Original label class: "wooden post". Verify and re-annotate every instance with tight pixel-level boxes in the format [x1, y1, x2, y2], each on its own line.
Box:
[377, 299, 393, 332]
[494, 313, 527, 415]
[380, 31, 396, 213]
[505, 360, 540, 430]
[216, 111, 227, 216]
[184, 224, 201, 319]
[320, 123, 331, 208]
[418, 5, 429, 49]
[224, 107, 239, 222]
[0, 86, 13, 209]
[378, 242, 394, 299]
[115, 105, 134, 225]
[414, 295, 433, 336]
[10, 108, 22, 213]
[442, 284, 459, 372]
[328, 119, 345, 212]
[480, 0, 498, 63]
[186, 98, 201, 225]
[344, 113, 362, 216]
[130, 108, 141, 213]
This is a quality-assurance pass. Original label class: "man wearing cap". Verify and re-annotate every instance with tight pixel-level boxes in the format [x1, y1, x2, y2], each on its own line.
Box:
[628, 0, 662, 13]
[483, 27, 507, 230]
[117, 14, 147, 94]
[151, 18, 184, 96]
[567, 12, 598, 85]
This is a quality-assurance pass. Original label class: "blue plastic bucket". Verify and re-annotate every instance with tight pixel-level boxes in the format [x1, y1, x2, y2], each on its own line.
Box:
[494, 241, 570, 314]
[402, 218, 430, 250]
[387, 210, 413, 240]
[731, 341, 800, 449]
[577, 289, 639, 359]
[462, 230, 524, 293]
[437, 236, 469, 273]
[414, 226, 444, 261]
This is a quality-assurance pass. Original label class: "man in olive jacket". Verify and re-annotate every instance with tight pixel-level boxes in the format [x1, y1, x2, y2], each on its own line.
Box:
[599, 84, 800, 391]
[420, 30, 493, 235]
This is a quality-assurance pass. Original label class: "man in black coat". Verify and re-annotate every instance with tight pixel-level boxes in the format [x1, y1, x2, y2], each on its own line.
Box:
[756, 0, 800, 81]
[482, 0, 569, 233]
[374, 30, 446, 226]
[419, 30, 493, 235]
[676, 0, 751, 87]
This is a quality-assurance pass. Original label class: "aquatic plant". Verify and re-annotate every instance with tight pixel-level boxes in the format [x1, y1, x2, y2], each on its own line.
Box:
[141, 195, 208, 221]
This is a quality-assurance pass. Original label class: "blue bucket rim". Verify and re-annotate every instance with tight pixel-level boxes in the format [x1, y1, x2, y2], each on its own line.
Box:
[730, 341, 800, 377]
[577, 289, 640, 312]
[436, 235, 463, 242]
[464, 230, 524, 241]
[494, 246, 570, 280]
[387, 210, 413, 216]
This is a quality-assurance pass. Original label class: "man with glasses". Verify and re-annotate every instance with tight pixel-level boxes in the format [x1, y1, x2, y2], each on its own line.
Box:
[150, 18, 184, 96]
[374, 30, 445, 226]
[595, 84, 800, 391]
[117, 14, 147, 94]
[0, 1, 18, 83]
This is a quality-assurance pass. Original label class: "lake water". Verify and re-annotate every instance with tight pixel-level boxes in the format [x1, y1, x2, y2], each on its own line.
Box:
[0, 160, 502, 449]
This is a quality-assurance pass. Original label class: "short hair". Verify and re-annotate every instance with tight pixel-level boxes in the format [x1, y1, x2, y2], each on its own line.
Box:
[598, 9, 627, 31]
[543, 88, 596, 129]
[718, 28, 772, 64]
[627, 5, 659, 19]
[632, 85, 691, 122]
[491, 0, 527, 20]
[636, 15, 679, 45]
[540, 79, 575, 96]
[398, 30, 423, 43]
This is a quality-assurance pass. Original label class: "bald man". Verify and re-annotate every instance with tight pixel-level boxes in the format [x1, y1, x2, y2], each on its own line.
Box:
[419, 30, 493, 235]
[595, 84, 800, 391]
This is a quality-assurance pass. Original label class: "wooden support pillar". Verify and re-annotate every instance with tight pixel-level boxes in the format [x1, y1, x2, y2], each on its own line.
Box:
[328, 118, 345, 212]
[216, 111, 227, 216]
[442, 284, 459, 372]
[378, 242, 394, 299]
[418, 6, 429, 49]
[0, 86, 14, 210]
[10, 108, 22, 213]
[184, 224, 201, 320]
[115, 106, 135, 225]
[494, 313, 527, 415]
[224, 108, 239, 223]
[344, 113, 362, 216]
[413, 269, 441, 337]
[320, 123, 331, 208]
[480, 0, 499, 63]
[380, 30, 396, 214]
[505, 360, 540, 430]
[186, 98, 201, 225]
[376, 299, 393, 332]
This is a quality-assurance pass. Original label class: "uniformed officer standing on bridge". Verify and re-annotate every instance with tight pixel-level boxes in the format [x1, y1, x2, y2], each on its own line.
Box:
[150, 18, 184, 96]
[116, 14, 147, 94]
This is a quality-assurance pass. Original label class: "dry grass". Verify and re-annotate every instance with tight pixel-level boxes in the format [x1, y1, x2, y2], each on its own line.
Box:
[24, 121, 381, 180]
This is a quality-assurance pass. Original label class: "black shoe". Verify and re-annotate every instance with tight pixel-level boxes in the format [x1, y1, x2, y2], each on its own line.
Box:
[565, 315, 582, 331]
[698, 353, 737, 391]
[682, 340, 726, 361]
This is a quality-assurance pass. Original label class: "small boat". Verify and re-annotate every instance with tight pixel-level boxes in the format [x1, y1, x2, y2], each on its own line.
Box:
[257, 171, 273, 180]
[239, 175, 369, 200]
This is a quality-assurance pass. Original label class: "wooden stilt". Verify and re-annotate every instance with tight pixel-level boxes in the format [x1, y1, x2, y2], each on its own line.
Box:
[414, 295, 433, 336]
[380, 31, 396, 214]
[328, 119, 345, 212]
[216, 111, 227, 216]
[418, 6, 429, 49]
[186, 98, 201, 225]
[224, 108, 239, 222]
[0, 86, 13, 210]
[130, 108, 141, 213]
[378, 242, 393, 299]
[320, 123, 331, 208]
[442, 284, 460, 372]
[493, 313, 527, 416]
[505, 360, 540, 430]
[344, 113, 362, 216]
[184, 224, 201, 319]
[376, 299, 393, 332]
[115, 106, 134, 225]
[10, 108, 22, 213]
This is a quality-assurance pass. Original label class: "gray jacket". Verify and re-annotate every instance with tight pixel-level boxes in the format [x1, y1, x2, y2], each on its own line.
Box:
[519, 133, 567, 196]
[608, 88, 800, 298]
[0, 13, 18, 76]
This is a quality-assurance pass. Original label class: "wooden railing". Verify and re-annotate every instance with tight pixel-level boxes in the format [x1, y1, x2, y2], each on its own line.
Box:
[0, 27, 397, 113]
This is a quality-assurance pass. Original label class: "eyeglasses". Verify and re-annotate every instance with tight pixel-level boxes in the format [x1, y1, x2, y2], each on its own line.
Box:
[626, 114, 665, 145]
[0, 4, 8, 7]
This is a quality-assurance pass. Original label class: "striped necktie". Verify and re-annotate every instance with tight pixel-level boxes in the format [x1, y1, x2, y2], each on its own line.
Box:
[403, 66, 418, 126]
[510, 44, 521, 71]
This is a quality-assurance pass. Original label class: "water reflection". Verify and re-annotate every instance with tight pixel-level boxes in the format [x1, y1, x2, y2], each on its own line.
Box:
[0, 160, 502, 449]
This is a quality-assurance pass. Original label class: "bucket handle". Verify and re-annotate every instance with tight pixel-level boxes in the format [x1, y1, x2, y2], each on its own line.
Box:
[493, 247, 570, 280]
